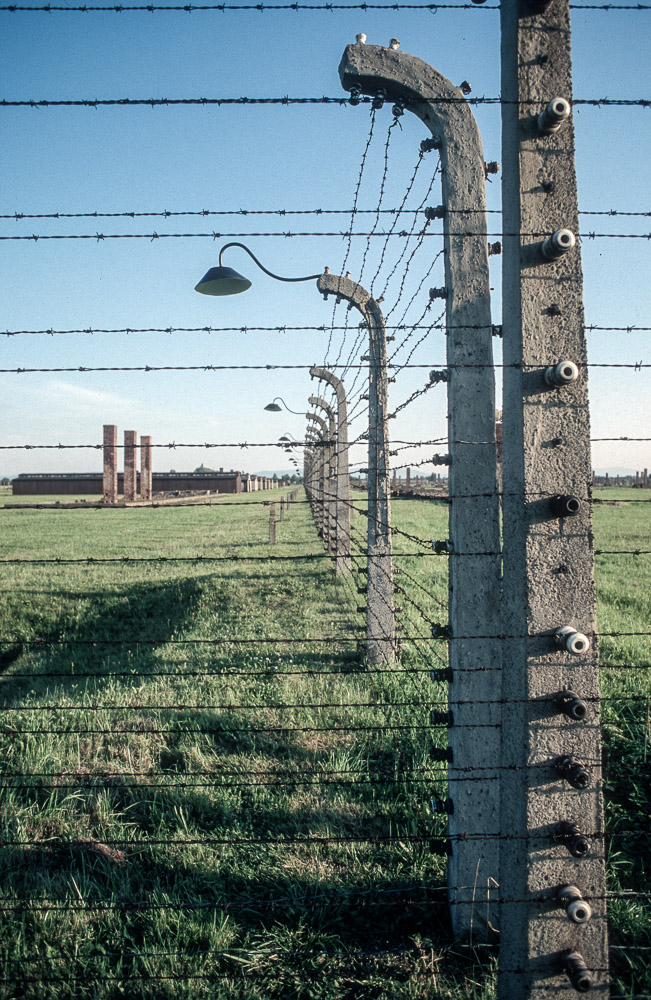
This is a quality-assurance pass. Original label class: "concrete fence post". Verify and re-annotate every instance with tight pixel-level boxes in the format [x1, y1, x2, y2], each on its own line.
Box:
[268, 503, 276, 545]
[279, 496, 285, 521]
[305, 429, 320, 529]
[309, 394, 338, 558]
[338, 40, 502, 930]
[307, 411, 332, 553]
[124, 430, 138, 501]
[102, 424, 118, 504]
[499, 0, 609, 995]
[309, 366, 352, 575]
[317, 271, 395, 668]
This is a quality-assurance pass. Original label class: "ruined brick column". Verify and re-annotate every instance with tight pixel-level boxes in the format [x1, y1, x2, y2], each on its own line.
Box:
[124, 430, 138, 501]
[103, 424, 118, 503]
[141, 435, 152, 500]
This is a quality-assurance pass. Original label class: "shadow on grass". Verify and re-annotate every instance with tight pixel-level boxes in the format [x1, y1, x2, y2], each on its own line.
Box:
[0, 576, 208, 707]
[0, 566, 495, 998]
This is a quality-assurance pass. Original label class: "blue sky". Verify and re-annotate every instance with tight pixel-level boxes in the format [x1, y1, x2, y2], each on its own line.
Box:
[1, 2, 649, 478]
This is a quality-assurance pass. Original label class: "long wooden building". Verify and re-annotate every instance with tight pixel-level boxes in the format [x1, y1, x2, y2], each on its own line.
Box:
[12, 471, 243, 495]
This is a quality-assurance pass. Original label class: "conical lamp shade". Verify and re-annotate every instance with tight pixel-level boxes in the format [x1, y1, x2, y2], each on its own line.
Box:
[195, 266, 252, 296]
[264, 403, 282, 412]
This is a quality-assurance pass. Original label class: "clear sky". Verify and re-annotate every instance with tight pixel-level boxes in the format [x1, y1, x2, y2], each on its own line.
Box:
[1, 1, 649, 479]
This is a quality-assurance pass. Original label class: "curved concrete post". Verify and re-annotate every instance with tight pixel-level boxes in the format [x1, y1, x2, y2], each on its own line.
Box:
[317, 271, 395, 668]
[310, 366, 352, 575]
[309, 395, 338, 557]
[304, 428, 321, 527]
[307, 411, 330, 548]
[338, 42, 502, 933]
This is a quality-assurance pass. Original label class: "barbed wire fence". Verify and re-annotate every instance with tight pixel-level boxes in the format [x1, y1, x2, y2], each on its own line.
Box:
[1, 7, 649, 1000]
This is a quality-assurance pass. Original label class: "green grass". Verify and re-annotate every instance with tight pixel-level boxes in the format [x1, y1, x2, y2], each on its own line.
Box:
[0, 488, 648, 998]
[592, 490, 651, 997]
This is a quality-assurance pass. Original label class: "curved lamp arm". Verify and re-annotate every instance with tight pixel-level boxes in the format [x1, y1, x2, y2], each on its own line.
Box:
[218, 242, 322, 283]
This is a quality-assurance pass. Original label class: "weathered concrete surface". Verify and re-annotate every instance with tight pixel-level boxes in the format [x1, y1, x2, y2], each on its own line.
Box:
[338, 42, 501, 932]
[310, 366, 352, 574]
[317, 271, 395, 667]
[102, 424, 118, 503]
[499, 0, 608, 995]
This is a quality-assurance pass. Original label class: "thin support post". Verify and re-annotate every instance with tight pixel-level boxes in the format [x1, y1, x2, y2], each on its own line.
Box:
[338, 41, 502, 932]
[499, 0, 608, 995]
[269, 503, 276, 545]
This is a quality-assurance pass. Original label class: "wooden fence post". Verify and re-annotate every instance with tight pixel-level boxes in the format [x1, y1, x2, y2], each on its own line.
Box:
[269, 503, 276, 546]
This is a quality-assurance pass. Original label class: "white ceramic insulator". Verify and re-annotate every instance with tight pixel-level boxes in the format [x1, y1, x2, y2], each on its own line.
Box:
[555, 626, 591, 656]
[567, 898, 592, 924]
[542, 229, 576, 260]
[545, 360, 579, 387]
[538, 97, 571, 133]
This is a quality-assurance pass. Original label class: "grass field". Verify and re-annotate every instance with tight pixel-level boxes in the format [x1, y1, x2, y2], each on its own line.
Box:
[0, 487, 648, 999]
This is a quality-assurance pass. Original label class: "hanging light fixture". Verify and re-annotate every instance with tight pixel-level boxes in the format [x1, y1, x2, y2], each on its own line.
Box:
[195, 242, 322, 297]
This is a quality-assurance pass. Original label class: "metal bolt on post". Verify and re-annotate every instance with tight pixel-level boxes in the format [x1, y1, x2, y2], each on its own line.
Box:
[499, 0, 608, 994]
[338, 40, 502, 931]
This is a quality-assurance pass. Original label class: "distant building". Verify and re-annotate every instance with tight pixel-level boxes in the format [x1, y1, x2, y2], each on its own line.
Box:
[12, 471, 242, 495]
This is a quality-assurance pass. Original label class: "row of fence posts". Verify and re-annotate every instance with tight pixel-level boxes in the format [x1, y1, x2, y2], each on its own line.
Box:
[267, 491, 298, 545]
[297, 18, 609, 998]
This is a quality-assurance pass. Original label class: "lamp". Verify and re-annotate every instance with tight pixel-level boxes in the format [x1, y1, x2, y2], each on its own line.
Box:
[264, 397, 305, 416]
[195, 242, 322, 297]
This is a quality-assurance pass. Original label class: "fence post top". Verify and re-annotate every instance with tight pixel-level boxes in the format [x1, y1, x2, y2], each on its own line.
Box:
[317, 272, 384, 330]
[338, 42, 482, 157]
